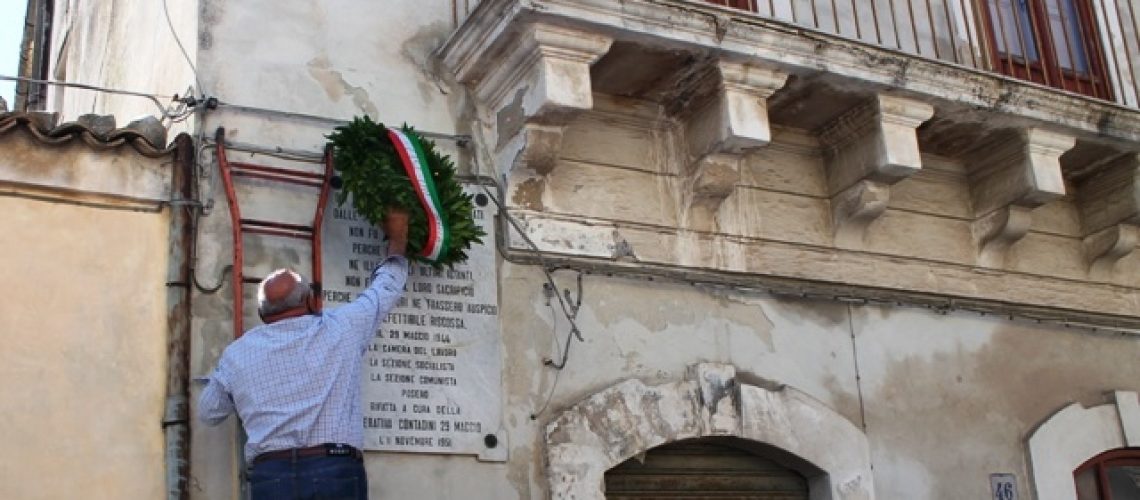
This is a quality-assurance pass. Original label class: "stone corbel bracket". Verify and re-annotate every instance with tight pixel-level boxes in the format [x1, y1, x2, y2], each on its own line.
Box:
[817, 94, 934, 247]
[683, 62, 788, 229]
[969, 128, 1075, 267]
[469, 23, 613, 176]
[1076, 153, 1140, 279]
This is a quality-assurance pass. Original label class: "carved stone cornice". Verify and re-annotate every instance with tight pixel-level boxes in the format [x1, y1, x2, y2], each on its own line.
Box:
[453, 22, 612, 177]
[817, 94, 933, 247]
[831, 180, 891, 245]
[1085, 224, 1140, 279]
[1078, 153, 1140, 232]
[681, 61, 787, 230]
[473, 24, 613, 120]
[685, 153, 741, 231]
[1077, 153, 1140, 278]
[968, 128, 1075, 266]
[498, 124, 567, 176]
[685, 61, 788, 159]
[502, 209, 1140, 327]
[973, 205, 1034, 267]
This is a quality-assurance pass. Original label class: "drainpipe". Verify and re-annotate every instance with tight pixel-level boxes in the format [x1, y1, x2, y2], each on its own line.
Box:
[163, 133, 195, 500]
[16, 0, 51, 110]
[15, 0, 40, 109]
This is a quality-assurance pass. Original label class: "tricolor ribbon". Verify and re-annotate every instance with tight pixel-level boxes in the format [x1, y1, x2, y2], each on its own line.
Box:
[387, 128, 449, 262]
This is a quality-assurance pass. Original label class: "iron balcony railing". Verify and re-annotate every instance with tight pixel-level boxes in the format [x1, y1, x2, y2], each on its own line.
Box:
[707, 0, 1140, 107]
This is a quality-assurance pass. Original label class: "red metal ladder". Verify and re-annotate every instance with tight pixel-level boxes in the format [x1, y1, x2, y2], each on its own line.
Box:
[214, 127, 336, 338]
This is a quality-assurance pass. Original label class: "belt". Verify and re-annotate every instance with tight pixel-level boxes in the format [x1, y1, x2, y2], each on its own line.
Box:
[252, 443, 363, 465]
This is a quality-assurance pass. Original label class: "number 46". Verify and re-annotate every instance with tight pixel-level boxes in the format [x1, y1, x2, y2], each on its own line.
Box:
[991, 478, 1016, 500]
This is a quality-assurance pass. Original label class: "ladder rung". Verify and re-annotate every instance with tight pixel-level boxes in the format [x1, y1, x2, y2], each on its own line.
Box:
[240, 219, 313, 233]
[232, 169, 325, 188]
[230, 162, 327, 181]
[242, 227, 311, 240]
[239, 219, 314, 240]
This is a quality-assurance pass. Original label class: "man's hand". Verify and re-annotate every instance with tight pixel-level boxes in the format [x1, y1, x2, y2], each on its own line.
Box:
[383, 207, 409, 257]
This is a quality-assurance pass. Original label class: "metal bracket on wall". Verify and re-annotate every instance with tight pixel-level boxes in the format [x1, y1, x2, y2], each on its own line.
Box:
[214, 127, 337, 338]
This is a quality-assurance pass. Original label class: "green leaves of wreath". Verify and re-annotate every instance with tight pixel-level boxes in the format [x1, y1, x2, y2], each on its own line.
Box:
[328, 116, 485, 268]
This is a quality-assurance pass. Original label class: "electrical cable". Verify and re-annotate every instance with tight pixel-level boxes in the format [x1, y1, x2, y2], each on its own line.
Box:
[193, 264, 232, 294]
[529, 298, 566, 420]
[0, 74, 189, 118]
[213, 101, 471, 144]
[846, 304, 868, 432]
[478, 182, 586, 350]
[181, 137, 228, 295]
[162, 0, 204, 99]
[545, 271, 583, 369]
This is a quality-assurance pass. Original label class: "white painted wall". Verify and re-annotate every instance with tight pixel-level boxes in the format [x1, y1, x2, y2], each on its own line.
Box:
[48, 0, 199, 138]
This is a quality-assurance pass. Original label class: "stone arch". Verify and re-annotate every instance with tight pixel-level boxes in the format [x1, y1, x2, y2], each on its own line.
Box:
[1027, 391, 1140, 500]
[544, 363, 875, 499]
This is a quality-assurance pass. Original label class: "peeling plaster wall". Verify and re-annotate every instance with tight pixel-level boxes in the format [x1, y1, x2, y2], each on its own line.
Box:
[503, 264, 1140, 499]
[0, 140, 172, 499]
[853, 307, 1140, 499]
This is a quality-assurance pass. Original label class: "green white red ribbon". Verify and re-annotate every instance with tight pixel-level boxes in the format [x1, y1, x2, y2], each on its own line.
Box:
[388, 128, 449, 262]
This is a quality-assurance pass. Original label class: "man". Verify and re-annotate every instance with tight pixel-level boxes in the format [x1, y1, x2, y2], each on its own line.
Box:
[198, 209, 410, 500]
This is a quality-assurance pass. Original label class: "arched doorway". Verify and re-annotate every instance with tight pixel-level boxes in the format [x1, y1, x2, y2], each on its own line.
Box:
[545, 363, 875, 499]
[604, 437, 811, 499]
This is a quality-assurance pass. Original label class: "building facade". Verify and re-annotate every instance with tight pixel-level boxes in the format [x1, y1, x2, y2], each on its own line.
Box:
[7, 0, 1140, 499]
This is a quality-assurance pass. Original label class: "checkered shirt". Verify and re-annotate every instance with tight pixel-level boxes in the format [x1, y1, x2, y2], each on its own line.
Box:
[198, 256, 408, 462]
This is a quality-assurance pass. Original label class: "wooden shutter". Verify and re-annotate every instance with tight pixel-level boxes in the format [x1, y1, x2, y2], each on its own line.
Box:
[604, 440, 810, 500]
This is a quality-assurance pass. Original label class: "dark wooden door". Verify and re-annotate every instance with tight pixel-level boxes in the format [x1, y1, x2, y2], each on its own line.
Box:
[604, 440, 810, 500]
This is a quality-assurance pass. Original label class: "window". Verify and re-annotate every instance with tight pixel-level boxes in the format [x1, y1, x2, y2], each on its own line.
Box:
[1074, 448, 1140, 500]
[978, 0, 1112, 99]
[704, 0, 758, 10]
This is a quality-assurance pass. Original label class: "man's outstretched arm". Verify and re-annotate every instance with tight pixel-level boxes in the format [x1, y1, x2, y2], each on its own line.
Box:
[330, 208, 410, 346]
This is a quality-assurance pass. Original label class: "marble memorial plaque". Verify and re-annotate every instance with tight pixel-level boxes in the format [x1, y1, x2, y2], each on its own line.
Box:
[321, 183, 504, 461]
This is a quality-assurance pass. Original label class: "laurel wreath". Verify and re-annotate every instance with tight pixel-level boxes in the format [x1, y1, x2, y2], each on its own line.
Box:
[327, 116, 485, 267]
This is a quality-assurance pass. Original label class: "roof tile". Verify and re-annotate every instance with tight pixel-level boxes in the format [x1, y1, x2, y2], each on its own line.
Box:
[0, 111, 173, 157]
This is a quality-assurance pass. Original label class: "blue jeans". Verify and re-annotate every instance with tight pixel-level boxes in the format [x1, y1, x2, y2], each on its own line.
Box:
[247, 455, 367, 500]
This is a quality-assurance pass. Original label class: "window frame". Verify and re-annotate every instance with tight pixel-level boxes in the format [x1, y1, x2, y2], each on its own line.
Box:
[703, 0, 758, 11]
[1074, 448, 1140, 500]
[976, 0, 1114, 100]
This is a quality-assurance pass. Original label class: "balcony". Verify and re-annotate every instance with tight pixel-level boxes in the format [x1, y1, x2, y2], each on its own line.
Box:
[440, 0, 1140, 325]
[703, 0, 1140, 105]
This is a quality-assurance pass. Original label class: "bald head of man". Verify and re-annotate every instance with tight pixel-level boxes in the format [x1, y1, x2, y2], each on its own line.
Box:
[257, 269, 319, 324]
